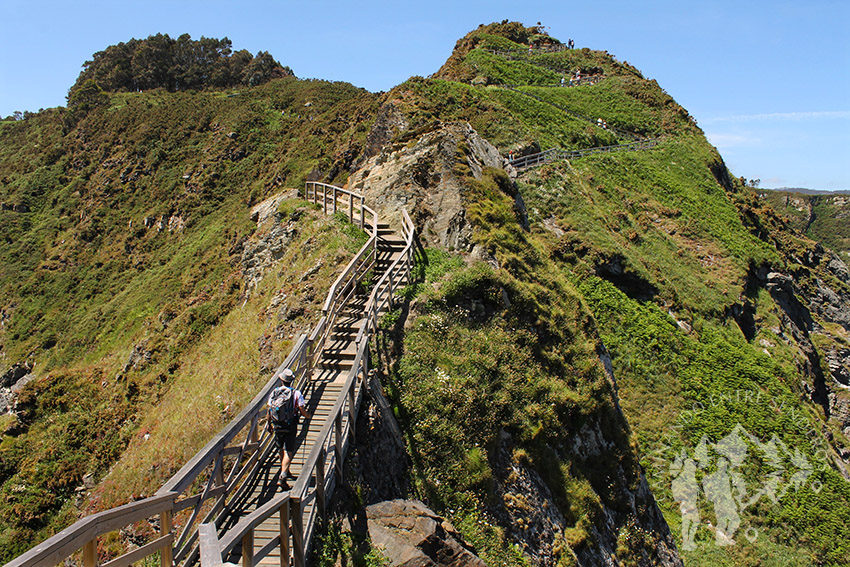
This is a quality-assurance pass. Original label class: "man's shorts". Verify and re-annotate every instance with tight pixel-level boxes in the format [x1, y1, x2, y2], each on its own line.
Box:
[273, 427, 298, 454]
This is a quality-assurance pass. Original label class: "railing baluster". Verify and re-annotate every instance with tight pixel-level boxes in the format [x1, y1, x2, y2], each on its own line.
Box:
[334, 414, 344, 481]
[291, 498, 305, 567]
[84, 540, 96, 567]
[347, 383, 356, 445]
[161, 509, 173, 567]
[242, 530, 254, 567]
[280, 500, 290, 567]
[316, 449, 327, 521]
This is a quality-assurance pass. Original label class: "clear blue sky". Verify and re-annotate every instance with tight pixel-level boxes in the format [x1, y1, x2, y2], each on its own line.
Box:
[1, 0, 847, 190]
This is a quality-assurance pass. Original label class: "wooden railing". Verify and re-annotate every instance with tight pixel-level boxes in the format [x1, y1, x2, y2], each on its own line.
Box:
[197, 192, 417, 567]
[155, 335, 313, 567]
[356, 209, 416, 345]
[303, 181, 379, 369]
[509, 139, 660, 170]
[485, 44, 570, 57]
[4, 182, 402, 567]
[5, 493, 176, 567]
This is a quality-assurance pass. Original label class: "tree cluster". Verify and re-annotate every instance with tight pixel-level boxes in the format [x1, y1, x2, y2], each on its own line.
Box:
[69, 33, 293, 98]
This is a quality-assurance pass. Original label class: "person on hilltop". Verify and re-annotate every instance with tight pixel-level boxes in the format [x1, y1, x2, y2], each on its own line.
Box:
[267, 368, 312, 489]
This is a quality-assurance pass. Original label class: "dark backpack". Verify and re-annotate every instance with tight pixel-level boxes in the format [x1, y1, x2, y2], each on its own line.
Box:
[269, 386, 298, 431]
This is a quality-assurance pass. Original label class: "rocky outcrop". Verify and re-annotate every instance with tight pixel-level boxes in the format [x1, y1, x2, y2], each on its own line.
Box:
[367, 500, 487, 567]
[756, 246, 850, 470]
[347, 118, 683, 566]
[490, 427, 682, 567]
[0, 362, 35, 414]
[347, 121, 508, 252]
[240, 190, 301, 292]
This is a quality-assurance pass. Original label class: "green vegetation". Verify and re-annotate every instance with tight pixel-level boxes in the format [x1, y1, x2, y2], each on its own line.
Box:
[72, 34, 292, 96]
[759, 189, 850, 258]
[315, 522, 390, 567]
[3, 20, 849, 567]
[387, 169, 649, 565]
[0, 71, 379, 557]
[385, 22, 850, 566]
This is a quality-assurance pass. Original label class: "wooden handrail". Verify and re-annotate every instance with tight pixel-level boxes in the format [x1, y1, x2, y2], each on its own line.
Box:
[356, 209, 416, 345]
[498, 75, 603, 89]
[509, 139, 659, 170]
[5, 492, 176, 567]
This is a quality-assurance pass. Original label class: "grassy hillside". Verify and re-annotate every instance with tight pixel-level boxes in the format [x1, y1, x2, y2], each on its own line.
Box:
[759, 189, 850, 259]
[0, 77, 379, 556]
[378, 22, 850, 566]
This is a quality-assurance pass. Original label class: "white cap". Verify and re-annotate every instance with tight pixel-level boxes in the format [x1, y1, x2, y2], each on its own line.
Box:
[282, 368, 295, 383]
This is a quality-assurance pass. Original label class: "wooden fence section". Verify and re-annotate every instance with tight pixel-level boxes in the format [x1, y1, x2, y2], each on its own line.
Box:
[509, 139, 660, 170]
[5, 493, 176, 567]
[4, 183, 412, 567]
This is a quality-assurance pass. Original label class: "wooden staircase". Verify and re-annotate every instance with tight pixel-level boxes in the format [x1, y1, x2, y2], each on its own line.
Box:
[218, 223, 408, 566]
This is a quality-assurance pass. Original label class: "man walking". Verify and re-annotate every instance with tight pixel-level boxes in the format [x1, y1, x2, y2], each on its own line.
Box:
[267, 368, 311, 489]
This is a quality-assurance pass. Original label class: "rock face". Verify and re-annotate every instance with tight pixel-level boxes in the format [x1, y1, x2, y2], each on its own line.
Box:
[490, 428, 682, 567]
[240, 189, 301, 292]
[367, 500, 487, 567]
[347, 120, 507, 252]
[762, 249, 850, 462]
[0, 362, 34, 414]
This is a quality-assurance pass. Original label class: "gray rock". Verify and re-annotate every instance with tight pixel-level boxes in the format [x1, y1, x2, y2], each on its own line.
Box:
[366, 500, 487, 567]
[347, 121, 510, 252]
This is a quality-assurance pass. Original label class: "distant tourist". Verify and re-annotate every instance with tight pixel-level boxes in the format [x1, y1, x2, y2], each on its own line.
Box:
[560, 77, 565, 87]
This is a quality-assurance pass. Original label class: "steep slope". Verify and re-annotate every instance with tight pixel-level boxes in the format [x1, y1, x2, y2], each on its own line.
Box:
[341, 22, 850, 567]
[0, 75, 380, 556]
[759, 189, 850, 259]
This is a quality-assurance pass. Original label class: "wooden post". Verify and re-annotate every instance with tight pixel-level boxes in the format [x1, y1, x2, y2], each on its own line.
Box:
[242, 530, 254, 567]
[349, 193, 353, 224]
[215, 458, 225, 487]
[291, 497, 305, 567]
[334, 414, 344, 481]
[280, 499, 291, 567]
[83, 540, 96, 567]
[347, 384, 356, 445]
[316, 449, 326, 521]
[322, 185, 327, 215]
[161, 508, 174, 567]
[332, 186, 337, 214]
[359, 197, 364, 230]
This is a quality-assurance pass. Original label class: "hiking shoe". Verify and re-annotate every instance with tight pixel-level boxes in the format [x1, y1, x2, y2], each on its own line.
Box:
[284, 471, 297, 480]
[278, 477, 290, 490]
